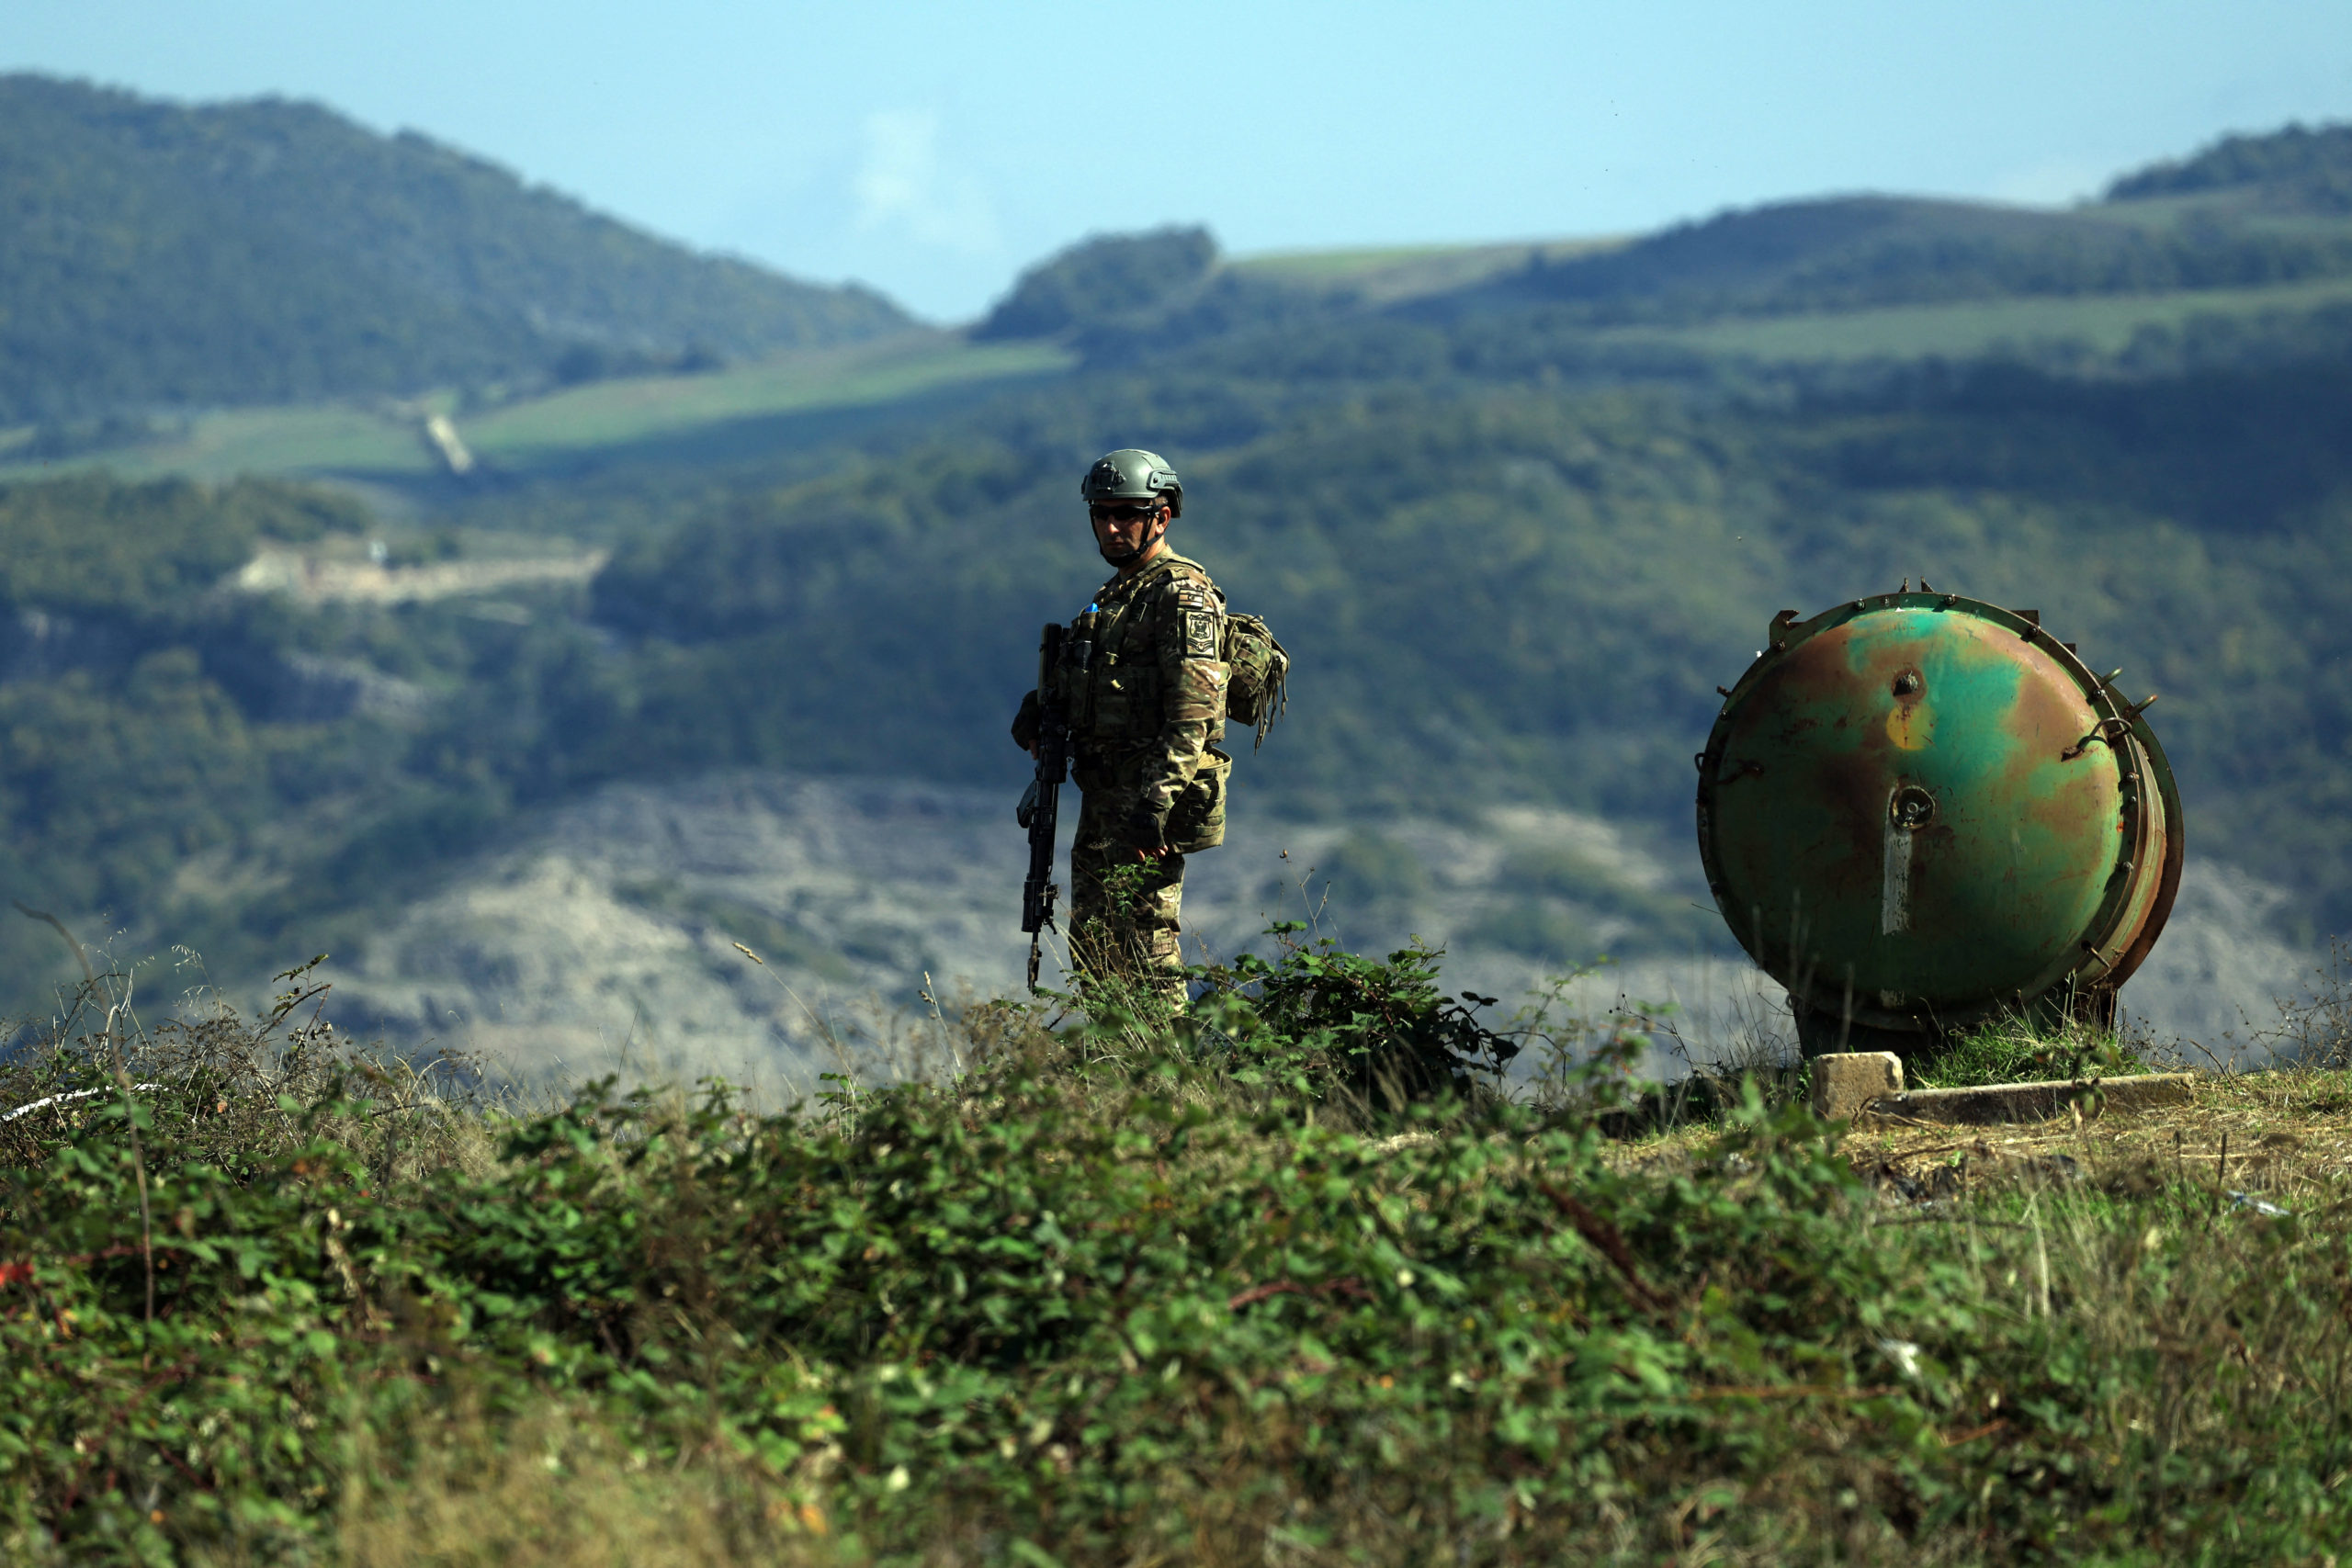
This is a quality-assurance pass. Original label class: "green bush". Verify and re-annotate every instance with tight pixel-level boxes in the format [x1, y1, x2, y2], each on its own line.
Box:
[6, 942, 2352, 1563]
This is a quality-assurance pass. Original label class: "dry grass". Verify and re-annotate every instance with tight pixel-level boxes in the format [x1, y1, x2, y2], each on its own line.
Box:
[1843, 1066, 2352, 1201]
[1615, 1062, 2352, 1201]
[0, 963, 511, 1190]
[322, 1403, 842, 1568]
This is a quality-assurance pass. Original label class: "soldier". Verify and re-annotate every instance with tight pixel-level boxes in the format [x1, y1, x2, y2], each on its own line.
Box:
[1013, 449, 1233, 1006]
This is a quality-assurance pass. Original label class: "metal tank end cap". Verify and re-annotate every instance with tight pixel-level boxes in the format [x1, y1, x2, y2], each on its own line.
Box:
[1812, 1053, 1905, 1121]
[1698, 590, 2185, 1032]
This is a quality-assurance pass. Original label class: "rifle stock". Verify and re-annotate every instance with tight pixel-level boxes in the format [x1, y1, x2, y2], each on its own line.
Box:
[1019, 621, 1069, 987]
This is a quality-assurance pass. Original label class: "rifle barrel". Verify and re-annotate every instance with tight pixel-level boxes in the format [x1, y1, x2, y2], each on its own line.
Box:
[1021, 621, 1069, 942]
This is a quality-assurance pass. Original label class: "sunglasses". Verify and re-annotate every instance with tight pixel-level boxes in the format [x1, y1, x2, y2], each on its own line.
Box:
[1090, 502, 1161, 525]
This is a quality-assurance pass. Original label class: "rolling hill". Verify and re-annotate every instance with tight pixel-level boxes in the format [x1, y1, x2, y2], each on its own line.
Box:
[13, 115, 2352, 499]
[0, 115, 2348, 1070]
[0, 73, 911, 423]
[964, 124, 2352, 369]
[2109, 119, 2352, 208]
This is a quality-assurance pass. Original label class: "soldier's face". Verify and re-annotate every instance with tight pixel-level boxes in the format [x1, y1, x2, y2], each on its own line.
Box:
[1091, 502, 1168, 567]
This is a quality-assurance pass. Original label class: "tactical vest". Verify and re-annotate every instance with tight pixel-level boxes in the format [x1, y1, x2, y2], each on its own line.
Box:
[1058, 551, 1227, 753]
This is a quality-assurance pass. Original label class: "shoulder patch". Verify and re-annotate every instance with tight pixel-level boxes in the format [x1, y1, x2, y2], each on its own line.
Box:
[1182, 609, 1221, 659]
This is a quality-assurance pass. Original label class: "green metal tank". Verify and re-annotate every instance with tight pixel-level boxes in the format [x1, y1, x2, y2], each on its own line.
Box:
[1695, 588, 2183, 1055]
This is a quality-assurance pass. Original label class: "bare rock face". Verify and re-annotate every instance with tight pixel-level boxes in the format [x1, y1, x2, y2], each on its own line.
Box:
[264, 769, 2310, 1097]
[296, 773, 1724, 1093]
[1811, 1052, 1905, 1121]
[314, 773, 1032, 1094]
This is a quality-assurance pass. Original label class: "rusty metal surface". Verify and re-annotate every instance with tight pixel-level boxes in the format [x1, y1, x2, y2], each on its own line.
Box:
[1696, 590, 2183, 1038]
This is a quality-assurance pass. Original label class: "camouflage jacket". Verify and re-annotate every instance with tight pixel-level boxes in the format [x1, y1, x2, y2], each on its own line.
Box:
[1019, 547, 1230, 819]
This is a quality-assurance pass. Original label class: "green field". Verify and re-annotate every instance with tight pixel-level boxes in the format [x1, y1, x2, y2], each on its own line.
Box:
[464, 335, 1070, 459]
[7, 262, 2347, 490]
[1228, 236, 1630, 304]
[0, 334, 1073, 486]
[1617, 273, 2352, 363]
[1, 403, 439, 483]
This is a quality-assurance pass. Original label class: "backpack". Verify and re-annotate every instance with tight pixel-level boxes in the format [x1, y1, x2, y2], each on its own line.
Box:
[1219, 611, 1289, 748]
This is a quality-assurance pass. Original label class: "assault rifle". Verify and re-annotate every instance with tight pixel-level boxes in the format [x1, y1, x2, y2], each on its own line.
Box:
[1017, 620, 1070, 988]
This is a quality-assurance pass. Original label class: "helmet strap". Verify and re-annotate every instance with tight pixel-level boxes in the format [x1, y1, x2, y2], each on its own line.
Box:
[1096, 505, 1170, 568]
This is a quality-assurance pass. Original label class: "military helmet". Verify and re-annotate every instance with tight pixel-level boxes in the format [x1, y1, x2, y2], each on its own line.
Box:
[1081, 448, 1182, 518]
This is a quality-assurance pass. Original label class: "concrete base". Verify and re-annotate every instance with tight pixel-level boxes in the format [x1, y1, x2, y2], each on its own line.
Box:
[1810, 1053, 1905, 1121]
[1867, 1073, 2196, 1125]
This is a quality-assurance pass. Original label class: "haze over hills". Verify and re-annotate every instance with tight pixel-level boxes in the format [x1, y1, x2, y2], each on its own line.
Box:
[0, 73, 911, 423]
[0, 107, 2347, 1080]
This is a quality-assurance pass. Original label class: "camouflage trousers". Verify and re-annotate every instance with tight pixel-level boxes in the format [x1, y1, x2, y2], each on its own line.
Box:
[1069, 789, 1189, 1006]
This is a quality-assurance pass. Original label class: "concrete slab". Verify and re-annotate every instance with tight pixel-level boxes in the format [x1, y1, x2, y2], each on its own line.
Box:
[1865, 1073, 2197, 1125]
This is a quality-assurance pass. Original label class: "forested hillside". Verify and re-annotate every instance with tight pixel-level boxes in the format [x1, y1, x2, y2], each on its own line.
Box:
[0, 74, 910, 422]
[0, 119, 2349, 1022]
[2109, 119, 2352, 208]
[581, 354, 2352, 928]
[5, 355, 2346, 1015]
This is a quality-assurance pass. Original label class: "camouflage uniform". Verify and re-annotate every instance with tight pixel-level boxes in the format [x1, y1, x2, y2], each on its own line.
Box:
[1015, 548, 1231, 1000]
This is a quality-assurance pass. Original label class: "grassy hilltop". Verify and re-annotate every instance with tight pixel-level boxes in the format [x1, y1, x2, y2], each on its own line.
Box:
[7, 947, 2352, 1563]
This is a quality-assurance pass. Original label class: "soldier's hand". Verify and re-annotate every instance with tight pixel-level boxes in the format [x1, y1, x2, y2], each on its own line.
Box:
[1121, 801, 1169, 860]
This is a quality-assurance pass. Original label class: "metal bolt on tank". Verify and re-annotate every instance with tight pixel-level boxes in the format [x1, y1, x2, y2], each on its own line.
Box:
[1695, 587, 2183, 1059]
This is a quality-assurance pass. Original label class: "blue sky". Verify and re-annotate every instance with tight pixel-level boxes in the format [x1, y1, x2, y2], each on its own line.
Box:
[7, 2, 2348, 321]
